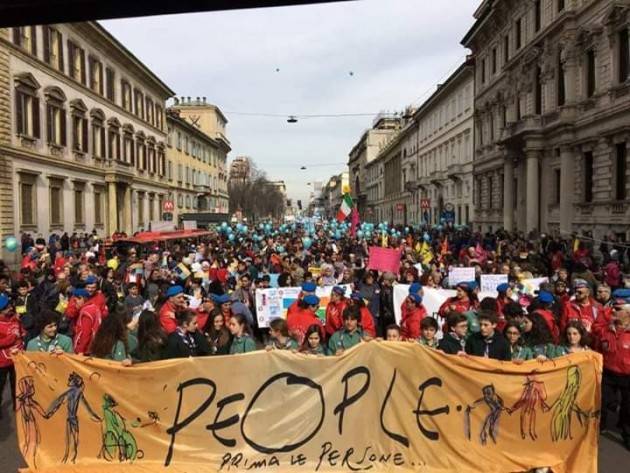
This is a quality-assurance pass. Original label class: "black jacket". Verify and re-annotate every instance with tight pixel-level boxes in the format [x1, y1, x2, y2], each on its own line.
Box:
[465, 331, 510, 361]
[165, 330, 211, 359]
[438, 333, 466, 355]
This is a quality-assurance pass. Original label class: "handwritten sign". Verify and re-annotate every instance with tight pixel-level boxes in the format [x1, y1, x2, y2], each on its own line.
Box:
[447, 267, 476, 287]
[15, 347, 601, 473]
[367, 246, 401, 273]
[480, 274, 509, 292]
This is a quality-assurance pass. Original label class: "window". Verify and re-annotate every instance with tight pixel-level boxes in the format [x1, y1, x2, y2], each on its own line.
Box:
[134, 89, 144, 118]
[44, 87, 67, 147]
[70, 99, 88, 153]
[67, 40, 86, 85]
[176, 131, 182, 150]
[184, 136, 189, 154]
[535, 66, 542, 114]
[491, 48, 497, 74]
[155, 105, 163, 130]
[136, 132, 146, 170]
[19, 173, 37, 227]
[94, 188, 104, 225]
[481, 58, 486, 84]
[535, 0, 541, 32]
[121, 80, 132, 111]
[148, 194, 155, 222]
[105, 67, 115, 101]
[43, 26, 64, 71]
[167, 126, 172, 147]
[147, 139, 156, 174]
[186, 195, 191, 209]
[616, 143, 627, 201]
[157, 145, 166, 176]
[557, 0, 565, 13]
[138, 192, 145, 227]
[558, 53, 566, 106]
[88, 56, 104, 95]
[515, 18, 522, 50]
[177, 193, 183, 208]
[619, 29, 629, 83]
[49, 178, 64, 225]
[74, 183, 84, 225]
[13, 27, 37, 55]
[123, 125, 135, 165]
[584, 152, 594, 202]
[146, 97, 154, 125]
[14, 73, 41, 139]
[586, 49, 596, 98]
[90, 109, 106, 158]
[503, 34, 509, 65]
[554, 169, 561, 204]
[167, 160, 173, 181]
[177, 163, 183, 183]
[516, 94, 522, 121]
[107, 118, 121, 160]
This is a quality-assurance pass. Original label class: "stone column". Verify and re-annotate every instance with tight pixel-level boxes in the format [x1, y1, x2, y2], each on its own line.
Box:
[107, 181, 117, 235]
[559, 146, 575, 234]
[525, 150, 540, 232]
[123, 185, 132, 234]
[503, 159, 514, 231]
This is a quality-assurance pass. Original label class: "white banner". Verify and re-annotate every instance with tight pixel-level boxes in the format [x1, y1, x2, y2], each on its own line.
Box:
[480, 274, 509, 292]
[255, 285, 352, 328]
[448, 267, 476, 287]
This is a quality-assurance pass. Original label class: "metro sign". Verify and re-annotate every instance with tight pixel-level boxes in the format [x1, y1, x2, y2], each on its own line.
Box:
[163, 200, 175, 212]
[420, 198, 431, 210]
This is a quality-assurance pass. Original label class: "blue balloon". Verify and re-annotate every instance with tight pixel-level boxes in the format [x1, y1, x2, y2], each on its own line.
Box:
[302, 237, 312, 249]
[259, 223, 264, 230]
[4, 236, 18, 252]
[241, 225, 248, 233]
[276, 245, 285, 253]
[356, 230, 364, 239]
[228, 234, 235, 241]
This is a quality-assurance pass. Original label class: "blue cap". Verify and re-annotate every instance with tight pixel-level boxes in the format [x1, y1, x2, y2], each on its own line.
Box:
[408, 293, 423, 304]
[457, 281, 476, 291]
[215, 294, 231, 305]
[73, 288, 90, 298]
[303, 294, 320, 306]
[302, 282, 317, 293]
[409, 282, 422, 295]
[166, 285, 184, 298]
[332, 286, 345, 296]
[612, 288, 630, 304]
[85, 275, 98, 285]
[496, 283, 510, 293]
[350, 291, 363, 301]
[538, 290, 554, 304]
[0, 293, 9, 311]
[573, 279, 589, 289]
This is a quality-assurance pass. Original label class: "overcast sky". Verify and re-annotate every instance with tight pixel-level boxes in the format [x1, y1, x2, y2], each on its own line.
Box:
[102, 0, 479, 204]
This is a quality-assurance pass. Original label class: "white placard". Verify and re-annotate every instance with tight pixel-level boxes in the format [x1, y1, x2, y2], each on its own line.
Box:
[480, 274, 509, 293]
[448, 267, 476, 287]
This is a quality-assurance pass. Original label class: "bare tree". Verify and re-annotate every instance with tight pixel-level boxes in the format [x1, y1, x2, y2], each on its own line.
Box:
[228, 159, 286, 222]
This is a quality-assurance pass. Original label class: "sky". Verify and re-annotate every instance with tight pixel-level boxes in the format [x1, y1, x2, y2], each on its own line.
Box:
[101, 0, 479, 204]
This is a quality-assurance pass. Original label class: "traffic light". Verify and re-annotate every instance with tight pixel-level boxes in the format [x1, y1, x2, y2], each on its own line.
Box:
[297, 200, 302, 210]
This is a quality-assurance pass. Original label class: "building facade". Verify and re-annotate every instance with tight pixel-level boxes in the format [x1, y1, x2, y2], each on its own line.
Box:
[166, 101, 229, 223]
[320, 172, 349, 220]
[413, 61, 475, 227]
[348, 115, 401, 218]
[229, 156, 251, 183]
[463, 0, 630, 240]
[0, 22, 174, 257]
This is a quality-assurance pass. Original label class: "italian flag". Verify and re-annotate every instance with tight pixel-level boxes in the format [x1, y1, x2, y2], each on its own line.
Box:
[337, 193, 353, 222]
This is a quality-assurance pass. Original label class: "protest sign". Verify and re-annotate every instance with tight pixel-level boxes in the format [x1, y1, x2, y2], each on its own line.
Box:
[480, 274, 509, 292]
[520, 277, 549, 295]
[447, 267, 476, 287]
[367, 246, 401, 273]
[255, 285, 351, 328]
[15, 346, 601, 473]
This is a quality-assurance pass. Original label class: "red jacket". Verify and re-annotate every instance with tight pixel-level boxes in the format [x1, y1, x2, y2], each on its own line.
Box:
[401, 304, 427, 340]
[598, 323, 630, 375]
[359, 306, 376, 338]
[287, 308, 323, 345]
[534, 309, 560, 344]
[438, 297, 473, 318]
[159, 300, 179, 334]
[73, 303, 103, 355]
[195, 308, 211, 333]
[65, 291, 109, 321]
[561, 298, 601, 333]
[0, 313, 25, 368]
[325, 299, 347, 336]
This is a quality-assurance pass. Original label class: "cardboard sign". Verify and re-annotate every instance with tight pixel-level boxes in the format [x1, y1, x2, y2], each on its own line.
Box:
[367, 246, 401, 273]
[448, 267, 476, 287]
[480, 274, 509, 292]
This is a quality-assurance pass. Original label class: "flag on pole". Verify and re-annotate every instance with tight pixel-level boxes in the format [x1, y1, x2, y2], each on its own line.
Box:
[337, 193, 354, 222]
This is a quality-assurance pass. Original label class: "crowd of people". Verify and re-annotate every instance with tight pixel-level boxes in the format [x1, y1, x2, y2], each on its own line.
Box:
[0, 222, 629, 452]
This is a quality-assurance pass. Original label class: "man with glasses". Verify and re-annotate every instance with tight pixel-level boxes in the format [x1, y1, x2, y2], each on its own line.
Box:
[560, 279, 601, 333]
[598, 289, 630, 451]
[159, 286, 187, 334]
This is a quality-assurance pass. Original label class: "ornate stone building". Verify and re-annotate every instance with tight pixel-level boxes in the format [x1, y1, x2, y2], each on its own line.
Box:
[0, 22, 173, 260]
[463, 0, 630, 241]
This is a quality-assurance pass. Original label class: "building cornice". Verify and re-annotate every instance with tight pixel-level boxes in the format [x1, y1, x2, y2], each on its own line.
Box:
[166, 111, 221, 149]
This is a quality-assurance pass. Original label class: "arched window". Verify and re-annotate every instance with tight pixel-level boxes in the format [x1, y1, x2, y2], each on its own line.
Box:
[106, 117, 121, 160]
[90, 109, 106, 158]
[14, 72, 41, 139]
[70, 99, 88, 153]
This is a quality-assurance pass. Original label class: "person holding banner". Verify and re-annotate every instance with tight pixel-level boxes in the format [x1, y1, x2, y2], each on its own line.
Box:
[347, 292, 376, 338]
[561, 321, 591, 354]
[503, 322, 533, 361]
[328, 305, 365, 355]
[400, 294, 427, 340]
[266, 318, 299, 351]
[417, 317, 439, 348]
[465, 311, 510, 361]
[521, 312, 567, 361]
[287, 294, 323, 345]
[228, 313, 257, 354]
[203, 312, 231, 355]
[26, 309, 73, 354]
[299, 324, 328, 356]
[438, 312, 468, 355]
[165, 310, 210, 359]
[325, 287, 348, 336]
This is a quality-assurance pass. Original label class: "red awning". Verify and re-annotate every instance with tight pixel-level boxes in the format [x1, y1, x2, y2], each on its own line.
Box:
[115, 230, 214, 244]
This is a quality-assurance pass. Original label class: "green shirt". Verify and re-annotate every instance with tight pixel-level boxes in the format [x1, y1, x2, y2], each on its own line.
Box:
[230, 335, 257, 354]
[106, 334, 138, 361]
[27, 334, 74, 353]
[267, 337, 299, 350]
[328, 329, 363, 353]
[530, 343, 567, 359]
[509, 344, 533, 361]
[417, 337, 439, 348]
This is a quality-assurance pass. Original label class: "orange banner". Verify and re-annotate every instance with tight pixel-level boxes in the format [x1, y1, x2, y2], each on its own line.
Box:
[14, 344, 601, 473]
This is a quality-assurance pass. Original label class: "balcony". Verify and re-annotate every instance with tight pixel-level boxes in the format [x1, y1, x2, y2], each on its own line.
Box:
[447, 163, 464, 180]
[194, 183, 210, 192]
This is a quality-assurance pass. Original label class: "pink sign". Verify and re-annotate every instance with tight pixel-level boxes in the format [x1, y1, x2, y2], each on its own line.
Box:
[367, 246, 401, 273]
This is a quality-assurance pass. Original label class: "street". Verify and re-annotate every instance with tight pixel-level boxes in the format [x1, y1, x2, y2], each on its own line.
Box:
[1, 385, 627, 472]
